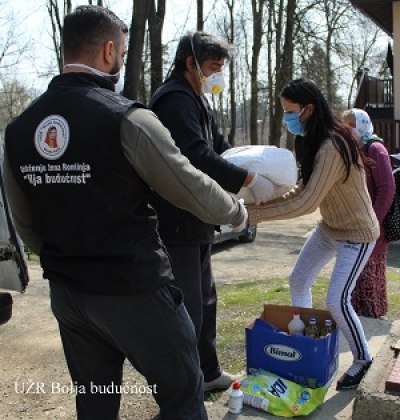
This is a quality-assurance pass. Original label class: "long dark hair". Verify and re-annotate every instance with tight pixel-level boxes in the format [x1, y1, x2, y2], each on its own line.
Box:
[280, 78, 363, 185]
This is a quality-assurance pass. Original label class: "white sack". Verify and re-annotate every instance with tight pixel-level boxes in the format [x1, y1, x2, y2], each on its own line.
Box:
[222, 145, 298, 204]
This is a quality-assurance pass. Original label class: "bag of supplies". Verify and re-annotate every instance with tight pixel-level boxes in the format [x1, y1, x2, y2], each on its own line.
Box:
[222, 146, 298, 204]
[240, 369, 328, 417]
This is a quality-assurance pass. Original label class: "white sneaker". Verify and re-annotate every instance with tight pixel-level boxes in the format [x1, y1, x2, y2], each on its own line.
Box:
[204, 371, 242, 392]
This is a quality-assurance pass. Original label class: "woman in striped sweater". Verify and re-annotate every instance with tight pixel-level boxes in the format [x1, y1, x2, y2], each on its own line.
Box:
[248, 78, 379, 390]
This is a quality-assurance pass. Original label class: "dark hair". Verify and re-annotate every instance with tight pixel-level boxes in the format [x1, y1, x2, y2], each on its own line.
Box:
[174, 31, 232, 71]
[280, 78, 363, 185]
[63, 5, 128, 62]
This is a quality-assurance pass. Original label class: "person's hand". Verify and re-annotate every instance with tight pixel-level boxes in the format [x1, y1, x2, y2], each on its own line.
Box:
[230, 199, 248, 232]
[248, 173, 275, 205]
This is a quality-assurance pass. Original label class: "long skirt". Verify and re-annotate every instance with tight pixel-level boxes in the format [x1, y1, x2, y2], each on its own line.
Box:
[351, 252, 388, 318]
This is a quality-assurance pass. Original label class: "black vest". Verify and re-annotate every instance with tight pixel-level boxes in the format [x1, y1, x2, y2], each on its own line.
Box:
[5, 73, 173, 294]
[149, 70, 216, 244]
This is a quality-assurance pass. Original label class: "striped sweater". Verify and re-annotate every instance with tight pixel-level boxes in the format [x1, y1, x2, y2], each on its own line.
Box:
[247, 139, 380, 243]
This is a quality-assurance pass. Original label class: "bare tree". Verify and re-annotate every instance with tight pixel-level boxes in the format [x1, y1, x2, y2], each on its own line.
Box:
[124, 0, 149, 100]
[148, 0, 166, 96]
[342, 13, 382, 108]
[219, 0, 237, 145]
[0, 5, 27, 70]
[319, 0, 350, 106]
[269, 0, 297, 148]
[0, 77, 37, 133]
[197, 0, 204, 31]
[296, 0, 356, 107]
[47, 1, 63, 74]
[249, 0, 267, 145]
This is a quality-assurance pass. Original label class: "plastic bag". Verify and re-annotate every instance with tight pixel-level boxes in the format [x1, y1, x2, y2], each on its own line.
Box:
[240, 369, 328, 417]
[222, 146, 298, 204]
[222, 145, 297, 187]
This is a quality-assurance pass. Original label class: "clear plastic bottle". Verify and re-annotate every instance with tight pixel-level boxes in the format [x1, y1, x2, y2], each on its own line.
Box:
[288, 311, 305, 336]
[305, 317, 320, 339]
[243, 393, 268, 411]
[228, 381, 244, 414]
[320, 319, 333, 337]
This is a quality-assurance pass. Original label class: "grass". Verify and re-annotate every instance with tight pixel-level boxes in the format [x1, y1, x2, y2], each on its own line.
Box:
[215, 273, 400, 377]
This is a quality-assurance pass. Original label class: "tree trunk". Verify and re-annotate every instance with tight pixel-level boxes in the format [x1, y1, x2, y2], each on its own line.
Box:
[65, 0, 72, 14]
[148, 0, 166, 96]
[270, 0, 296, 149]
[250, 0, 266, 145]
[124, 0, 149, 100]
[47, 0, 64, 74]
[226, 0, 236, 146]
[267, 1, 273, 146]
[197, 0, 204, 31]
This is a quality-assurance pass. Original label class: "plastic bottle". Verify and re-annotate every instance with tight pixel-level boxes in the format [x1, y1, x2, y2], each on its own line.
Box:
[320, 319, 333, 337]
[305, 317, 320, 339]
[228, 381, 244, 414]
[288, 311, 305, 336]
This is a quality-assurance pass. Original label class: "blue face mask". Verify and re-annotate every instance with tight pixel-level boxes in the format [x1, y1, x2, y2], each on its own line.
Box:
[284, 108, 307, 136]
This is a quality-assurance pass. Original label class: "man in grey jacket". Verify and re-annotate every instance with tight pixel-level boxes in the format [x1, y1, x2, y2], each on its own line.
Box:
[3, 6, 247, 420]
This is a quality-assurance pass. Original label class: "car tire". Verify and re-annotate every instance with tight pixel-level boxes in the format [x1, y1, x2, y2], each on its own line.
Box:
[239, 224, 257, 243]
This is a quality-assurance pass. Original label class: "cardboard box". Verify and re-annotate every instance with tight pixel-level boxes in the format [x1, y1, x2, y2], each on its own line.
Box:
[246, 304, 339, 388]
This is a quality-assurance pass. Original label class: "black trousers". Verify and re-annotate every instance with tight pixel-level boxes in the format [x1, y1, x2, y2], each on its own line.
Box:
[49, 280, 207, 420]
[166, 243, 221, 382]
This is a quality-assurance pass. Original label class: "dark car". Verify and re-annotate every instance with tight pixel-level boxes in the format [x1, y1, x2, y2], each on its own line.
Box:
[213, 223, 257, 245]
[0, 292, 12, 326]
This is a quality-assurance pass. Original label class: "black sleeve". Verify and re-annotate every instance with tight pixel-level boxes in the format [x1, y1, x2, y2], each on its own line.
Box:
[152, 91, 247, 194]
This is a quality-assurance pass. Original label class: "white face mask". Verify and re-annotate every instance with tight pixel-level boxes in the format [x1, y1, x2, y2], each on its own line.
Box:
[63, 63, 122, 93]
[201, 72, 225, 95]
[114, 69, 125, 94]
[190, 34, 225, 96]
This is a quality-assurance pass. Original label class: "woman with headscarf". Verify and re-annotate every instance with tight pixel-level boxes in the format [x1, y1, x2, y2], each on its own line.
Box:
[343, 108, 395, 318]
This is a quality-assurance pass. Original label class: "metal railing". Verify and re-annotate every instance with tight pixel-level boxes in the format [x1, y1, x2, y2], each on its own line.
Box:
[353, 69, 398, 153]
[354, 69, 393, 109]
[373, 119, 400, 154]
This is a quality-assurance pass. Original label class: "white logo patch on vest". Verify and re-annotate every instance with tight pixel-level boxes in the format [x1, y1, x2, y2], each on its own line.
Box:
[34, 115, 69, 160]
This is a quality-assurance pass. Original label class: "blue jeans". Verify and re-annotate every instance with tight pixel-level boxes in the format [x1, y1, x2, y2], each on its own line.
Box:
[49, 280, 207, 420]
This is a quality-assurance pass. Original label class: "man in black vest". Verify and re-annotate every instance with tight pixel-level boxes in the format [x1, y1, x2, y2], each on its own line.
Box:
[149, 32, 273, 393]
[3, 6, 248, 420]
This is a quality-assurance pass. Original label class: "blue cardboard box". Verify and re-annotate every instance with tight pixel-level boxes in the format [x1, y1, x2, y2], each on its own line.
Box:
[246, 304, 339, 388]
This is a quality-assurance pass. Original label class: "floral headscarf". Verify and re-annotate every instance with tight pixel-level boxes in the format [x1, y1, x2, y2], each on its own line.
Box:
[351, 108, 374, 143]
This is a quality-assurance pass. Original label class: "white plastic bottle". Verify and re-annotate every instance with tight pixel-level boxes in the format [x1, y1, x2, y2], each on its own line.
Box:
[228, 380, 244, 414]
[288, 311, 305, 335]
